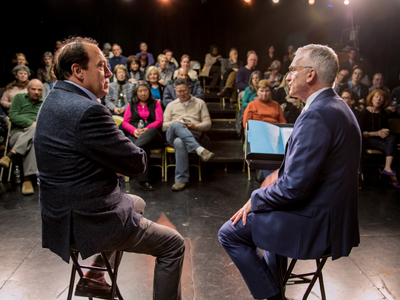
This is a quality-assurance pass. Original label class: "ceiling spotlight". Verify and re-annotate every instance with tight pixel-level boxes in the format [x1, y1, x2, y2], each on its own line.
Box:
[272, 0, 279, 3]
[245, 0, 251, 2]
[344, 0, 349, 4]
[309, 0, 315, 5]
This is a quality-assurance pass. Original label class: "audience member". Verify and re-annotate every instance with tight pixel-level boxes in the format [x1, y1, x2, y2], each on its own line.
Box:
[157, 54, 173, 85]
[102, 42, 113, 60]
[369, 73, 390, 94]
[164, 49, 179, 71]
[108, 43, 127, 72]
[243, 79, 286, 128]
[389, 86, 400, 118]
[282, 45, 295, 65]
[1, 65, 30, 113]
[340, 67, 369, 103]
[218, 48, 243, 98]
[340, 48, 359, 75]
[242, 70, 262, 109]
[236, 53, 258, 92]
[0, 106, 7, 148]
[146, 66, 165, 103]
[36, 52, 54, 83]
[122, 81, 165, 191]
[139, 53, 151, 74]
[163, 67, 204, 108]
[54, 40, 62, 52]
[333, 69, 349, 94]
[11, 53, 35, 79]
[127, 55, 143, 84]
[42, 64, 57, 99]
[341, 88, 362, 119]
[0, 79, 43, 195]
[173, 54, 198, 80]
[262, 45, 279, 73]
[105, 65, 133, 116]
[274, 74, 302, 123]
[136, 42, 155, 65]
[162, 78, 214, 191]
[264, 60, 282, 90]
[199, 45, 223, 93]
[34, 37, 184, 299]
[358, 89, 399, 188]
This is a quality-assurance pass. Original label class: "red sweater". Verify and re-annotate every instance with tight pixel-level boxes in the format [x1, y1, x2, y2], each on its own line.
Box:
[243, 98, 286, 128]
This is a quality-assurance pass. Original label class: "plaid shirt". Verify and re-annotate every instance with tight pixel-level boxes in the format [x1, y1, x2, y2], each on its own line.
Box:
[105, 81, 134, 111]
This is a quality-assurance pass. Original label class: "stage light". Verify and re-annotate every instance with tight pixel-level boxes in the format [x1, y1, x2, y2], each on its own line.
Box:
[344, 0, 350, 4]
[272, 0, 279, 3]
[309, 0, 315, 5]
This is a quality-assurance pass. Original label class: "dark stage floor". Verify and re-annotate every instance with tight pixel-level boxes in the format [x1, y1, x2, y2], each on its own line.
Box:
[0, 164, 399, 300]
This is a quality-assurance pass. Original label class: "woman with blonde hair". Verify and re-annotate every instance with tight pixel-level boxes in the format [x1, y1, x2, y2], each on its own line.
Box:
[146, 66, 165, 103]
[358, 89, 399, 188]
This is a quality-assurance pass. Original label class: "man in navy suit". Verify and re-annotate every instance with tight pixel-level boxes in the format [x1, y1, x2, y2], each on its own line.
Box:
[218, 44, 361, 300]
[34, 37, 184, 300]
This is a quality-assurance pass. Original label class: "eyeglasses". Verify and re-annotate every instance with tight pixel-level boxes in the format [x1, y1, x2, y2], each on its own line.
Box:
[288, 66, 313, 74]
[175, 89, 189, 94]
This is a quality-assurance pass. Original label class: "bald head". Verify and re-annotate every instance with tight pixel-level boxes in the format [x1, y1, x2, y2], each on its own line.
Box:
[27, 79, 43, 102]
[177, 67, 190, 80]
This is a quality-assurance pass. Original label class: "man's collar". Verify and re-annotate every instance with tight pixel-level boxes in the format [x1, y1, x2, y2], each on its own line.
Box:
[65, 80, 99, 102]
[302, 87, 330, 112]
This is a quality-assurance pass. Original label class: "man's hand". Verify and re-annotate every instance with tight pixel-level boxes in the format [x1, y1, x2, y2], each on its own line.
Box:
[185, 122, 198, 131]
[231, 198, 252, 226]
[134, 128, 146, 138]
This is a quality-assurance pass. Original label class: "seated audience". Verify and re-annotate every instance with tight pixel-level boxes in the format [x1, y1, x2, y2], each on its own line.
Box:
[274, 74, 301, 123]
[341, 88, 362, 119]
[162, 49, 179, 72]
[1, 65, 30, 113]
[369, 73, 390, 95]
[105, 65, 133, 116]
[127, 55, 143, 84]
[42, 64, 57, 99]
[340, 67, 369, 104]
[333, 69, 349, 94]
[236, 52, 258, 93]
[146, 66, 165, 103]
[11, 53, 35, 79]
[102, 42, 113, 60]
[162, 78, 214, 191]
[340, 48, 359, 75]
[163, 67, 204, 108]
[264, 60, 282, 90]
[199, 44, 223, 93]
[0, 79, 43, 195]
[262, 45, 279, 73]
[173, 54, 198, 80]
[358, 89, 399, 188]
[0, 106, 7, 149]
[109, 43, 127, 73]
[282, 45, 295, 65]
[36, 52, 54, 83]
[54, 40, 62, 52]
[389, 86, 400, 118]
[136, 42, 155, 65]
[157, 54, 173, 85]
[243, 79, 286, 128]
[218, 48, 243, 97]
[242, 70, 262, 109]
[281, 49, 295, 75]
[122, 81, 164, 191]
[139, 53, 151, 74]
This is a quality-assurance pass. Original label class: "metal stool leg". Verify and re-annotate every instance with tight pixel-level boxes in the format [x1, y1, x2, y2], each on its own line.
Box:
[101, 251, 124, 300]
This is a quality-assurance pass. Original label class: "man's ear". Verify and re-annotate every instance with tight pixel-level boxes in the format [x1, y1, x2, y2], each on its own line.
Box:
[306, 68, 317, 84]
[71, 63, 84, 80]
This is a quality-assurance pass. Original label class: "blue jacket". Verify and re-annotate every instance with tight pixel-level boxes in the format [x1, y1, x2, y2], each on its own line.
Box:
[163, 79, 204, 108]
[251, 88, 361, 260]
[34, 81, 146, 262]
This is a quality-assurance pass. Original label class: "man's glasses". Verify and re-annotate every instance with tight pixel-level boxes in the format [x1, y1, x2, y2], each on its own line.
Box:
[288, 66, 313, 74]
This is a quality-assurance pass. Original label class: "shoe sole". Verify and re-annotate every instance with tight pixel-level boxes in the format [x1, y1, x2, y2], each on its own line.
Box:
[201, 153, 215, 162]
[75, 289, 113, 300]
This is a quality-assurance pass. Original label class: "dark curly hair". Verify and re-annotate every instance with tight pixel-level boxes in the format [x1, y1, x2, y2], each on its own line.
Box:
[130, 81, 156, 105]
[54, 36, 98, 80]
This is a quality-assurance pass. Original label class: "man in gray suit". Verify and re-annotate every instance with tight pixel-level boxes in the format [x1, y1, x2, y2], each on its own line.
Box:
[34, 37, 185, 300]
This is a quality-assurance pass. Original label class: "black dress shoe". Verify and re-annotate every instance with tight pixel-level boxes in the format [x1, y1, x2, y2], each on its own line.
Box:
[74, 278, 111, 299]
[139, 181, 155, 191]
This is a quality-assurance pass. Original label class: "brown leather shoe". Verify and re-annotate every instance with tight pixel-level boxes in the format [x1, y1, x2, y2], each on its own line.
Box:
[171, 182, 189, 191]
[200, 149, 215, 162]
[22, 181, 34, 195]
[0, 156, 10, 169]
[74, 278, 111, 299]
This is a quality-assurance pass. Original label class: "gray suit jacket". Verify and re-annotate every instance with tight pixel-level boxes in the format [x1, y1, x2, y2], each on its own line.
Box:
[34, 80, 146, 262]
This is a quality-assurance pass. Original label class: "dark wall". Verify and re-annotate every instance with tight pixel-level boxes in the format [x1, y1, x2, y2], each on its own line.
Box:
[1, 0, 400, 88]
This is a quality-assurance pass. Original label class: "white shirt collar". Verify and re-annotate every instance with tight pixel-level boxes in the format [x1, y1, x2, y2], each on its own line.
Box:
[302, 87, 330, 112]
[65, 80, 100, 102]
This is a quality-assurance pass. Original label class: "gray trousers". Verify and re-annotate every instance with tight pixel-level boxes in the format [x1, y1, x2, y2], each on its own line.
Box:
[94, 194, 185, 300]
[9, 125, 37, 177]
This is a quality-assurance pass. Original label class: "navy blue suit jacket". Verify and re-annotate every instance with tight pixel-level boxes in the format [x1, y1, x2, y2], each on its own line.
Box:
[251, 88, 361, 260]
[34, 81, 146, 262]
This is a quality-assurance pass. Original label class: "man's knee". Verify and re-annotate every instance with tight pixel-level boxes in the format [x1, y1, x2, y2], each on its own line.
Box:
[128, 194, 146, 215]
[173, 138, 186, 151]
[218, 221, 233, 246]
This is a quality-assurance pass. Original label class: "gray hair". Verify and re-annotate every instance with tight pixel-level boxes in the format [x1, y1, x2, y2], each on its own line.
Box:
[270, 60, 281, 72]
[174, 78, 189, 88]
[296, 44, 338, 85]
[12, 65, 30, 76]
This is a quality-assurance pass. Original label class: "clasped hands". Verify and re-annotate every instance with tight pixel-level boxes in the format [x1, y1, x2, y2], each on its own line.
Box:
[177, 118, 198, 131]
[134, 127, 148, 138]
[377, 129, 390, 139]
